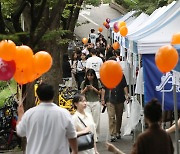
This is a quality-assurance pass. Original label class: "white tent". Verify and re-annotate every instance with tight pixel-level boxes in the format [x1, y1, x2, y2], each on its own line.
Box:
[110, 11, 136, 43]
[109, 11, 136, 28]
[137, 3, 180, 54]
[126, 1, 177, 51]
[121, 13, 149, 48]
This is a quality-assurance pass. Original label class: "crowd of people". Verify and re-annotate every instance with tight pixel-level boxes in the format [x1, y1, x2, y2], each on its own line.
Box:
[62, 28, 130, 142]
[15, 29, 177, 154]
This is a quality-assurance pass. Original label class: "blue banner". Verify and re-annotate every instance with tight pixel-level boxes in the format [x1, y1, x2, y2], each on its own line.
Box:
[143, 54, 180, 110]
[173, 45, 180, 72]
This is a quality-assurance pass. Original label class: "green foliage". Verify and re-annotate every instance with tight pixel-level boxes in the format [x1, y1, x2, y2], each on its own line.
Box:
[1, 0, 16, 19]
[85, 0, 101, 6]
[42, 28, 71, 45]
[0, 32, 29, 43]
[115, 0, 174, 15]
[0, 80, 17, 107]
[103, 0, 111, 4]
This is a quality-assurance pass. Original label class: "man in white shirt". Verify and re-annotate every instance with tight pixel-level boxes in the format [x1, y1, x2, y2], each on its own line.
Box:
[88, 29, 99, 45]
[16, 83, 78, 154]
[86, 49, 103, 79]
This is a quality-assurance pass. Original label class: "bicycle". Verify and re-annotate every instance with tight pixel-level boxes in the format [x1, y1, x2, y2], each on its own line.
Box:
[59, 78, 78, 114]
[0, 94, 21, 151]
[34, 78, 78, 114]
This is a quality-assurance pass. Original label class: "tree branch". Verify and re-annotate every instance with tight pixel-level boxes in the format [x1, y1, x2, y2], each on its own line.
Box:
[12, 0, 28, 32]
[32, 0, 66, 47]
[31, 0, 47, 33]
[0, 2, 6, 34]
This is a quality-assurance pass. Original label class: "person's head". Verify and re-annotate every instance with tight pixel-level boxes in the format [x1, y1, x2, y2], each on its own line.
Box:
[144, 98, 162, 124]
[86, 69, 97, 81]
[72, 94, 86, 111]
[81, 53, 86, 60]
[91, 29, 95, 33]
[36, 83, 54, 102]
[71, 51, 78, 60]
[115, 50, 120, 56]
[108, 56, 117, 61]
[91, 48, 97, 55]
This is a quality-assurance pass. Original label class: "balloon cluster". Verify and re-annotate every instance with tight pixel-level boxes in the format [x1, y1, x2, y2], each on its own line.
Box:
[103, 18, 110, 29]
[113, 21, 128, 37]
[0, 40, 53, 85]
[155, 32, 180, 73]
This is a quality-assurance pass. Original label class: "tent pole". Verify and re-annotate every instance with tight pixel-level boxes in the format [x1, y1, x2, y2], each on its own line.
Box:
[173, 84, 179, 154]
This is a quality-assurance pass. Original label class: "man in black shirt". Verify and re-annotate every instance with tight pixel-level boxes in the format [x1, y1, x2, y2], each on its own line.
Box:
[103, 74, 130, 142]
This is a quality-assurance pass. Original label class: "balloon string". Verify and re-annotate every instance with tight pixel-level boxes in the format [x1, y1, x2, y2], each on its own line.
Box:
[106, 89, 111, 142]
[7, 81, 18, 103]
[19, 84, 23, 105]
[162, 73, 165, 129]
[21, 82, 34, 104]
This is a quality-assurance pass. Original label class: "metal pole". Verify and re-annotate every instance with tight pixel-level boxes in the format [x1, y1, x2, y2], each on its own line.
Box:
[173, 84, 179, 154]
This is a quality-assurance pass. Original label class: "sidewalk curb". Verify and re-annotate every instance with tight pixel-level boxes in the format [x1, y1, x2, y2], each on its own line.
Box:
[109, 2, 127, 15]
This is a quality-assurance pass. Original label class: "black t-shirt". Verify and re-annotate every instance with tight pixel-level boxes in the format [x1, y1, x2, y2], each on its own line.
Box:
[104, 75, 127, 104]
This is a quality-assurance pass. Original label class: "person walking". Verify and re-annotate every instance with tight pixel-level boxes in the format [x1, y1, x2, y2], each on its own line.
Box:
[102, 56, 130, 142]
[106, 98, 174, 154]
[62, 53, 72, 87]
[81, 69, 102, 136]
[88, 29, 98, 45]
[76, 53, 87, 90]
[16, 83, 78, 154]
[72, 94, 99, 154]
[86, 49, 103, 79]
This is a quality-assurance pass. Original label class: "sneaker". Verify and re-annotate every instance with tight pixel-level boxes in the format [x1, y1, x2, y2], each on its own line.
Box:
[116, 134, 121, 139]
[110, 136, 116, 142]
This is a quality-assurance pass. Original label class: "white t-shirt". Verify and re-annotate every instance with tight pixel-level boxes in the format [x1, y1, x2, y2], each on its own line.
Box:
[82, 48, 89, 55]
[16, 103, 77, 154]
[89, 33, 98, 45]
[86, 56, 103, 79]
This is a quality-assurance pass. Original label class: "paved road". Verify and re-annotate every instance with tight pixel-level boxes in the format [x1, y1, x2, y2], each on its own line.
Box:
[74, 4, 122, 41]
[2, 110, 179, 154]
[1, 110, 133, 154]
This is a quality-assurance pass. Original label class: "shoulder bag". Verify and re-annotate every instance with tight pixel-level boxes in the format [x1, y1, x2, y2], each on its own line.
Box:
[77, 116, 94, 151]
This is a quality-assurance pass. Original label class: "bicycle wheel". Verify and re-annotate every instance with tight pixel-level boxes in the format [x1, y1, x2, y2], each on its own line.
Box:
[0, 135, 8, 150]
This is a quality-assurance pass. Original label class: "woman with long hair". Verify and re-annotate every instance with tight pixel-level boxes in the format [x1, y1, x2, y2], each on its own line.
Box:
[70, 51, 78, 89]
[72, 94, 99, 154]
[80, 69, 102, 137]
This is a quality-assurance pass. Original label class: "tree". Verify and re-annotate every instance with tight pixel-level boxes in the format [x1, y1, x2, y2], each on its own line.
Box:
[115, 0, 176, 15]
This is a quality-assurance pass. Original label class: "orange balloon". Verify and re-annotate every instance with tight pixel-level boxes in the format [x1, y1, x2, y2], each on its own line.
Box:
[14, 64, 36, 85]
[155, 45, 179, 73]
[118, 21, 126, 29]
[82, 38, 88, 44]
[33, 51, 53, 75]
[98, 27, 103, 32]
[120, 26, 128, 37]
[112, 42, 120, 50]
[100, 60, 123, 89]
[171, 32, 180, 45]
[103, 21, 108, 26]
[113, 28, 119, 33]
[14, 45, 34, 69]
[0, 40, 16, 61]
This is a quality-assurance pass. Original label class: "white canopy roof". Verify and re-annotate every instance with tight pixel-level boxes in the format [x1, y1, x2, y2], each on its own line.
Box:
[137, 1, 180, 54]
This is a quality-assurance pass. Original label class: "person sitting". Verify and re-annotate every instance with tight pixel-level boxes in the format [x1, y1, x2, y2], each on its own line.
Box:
[106, 98, 174, 154]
